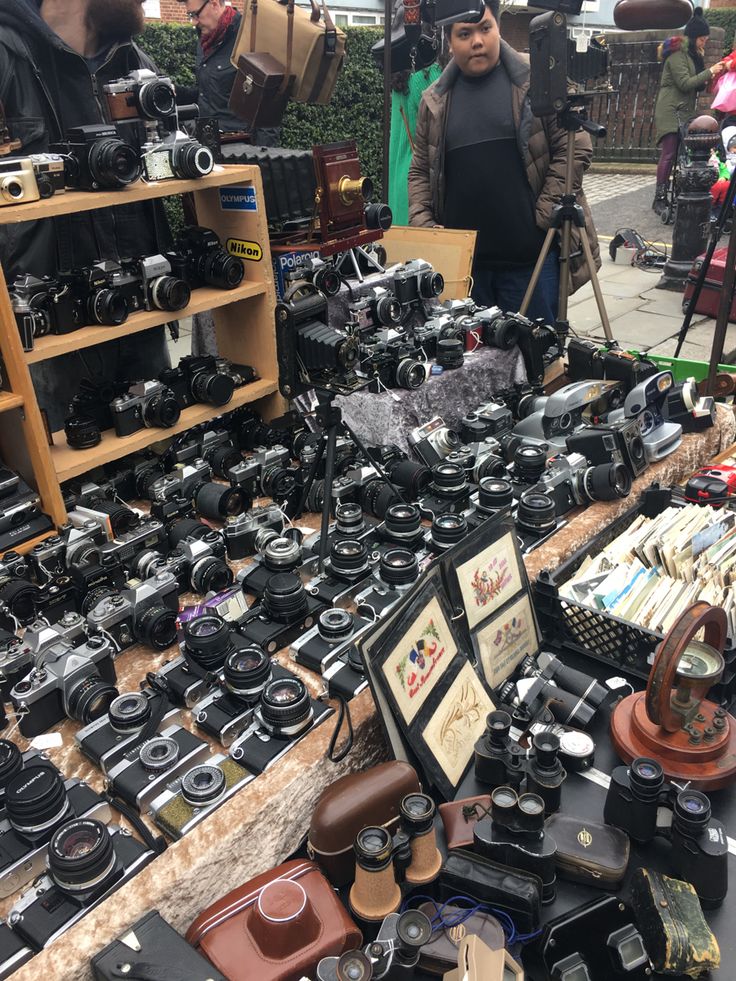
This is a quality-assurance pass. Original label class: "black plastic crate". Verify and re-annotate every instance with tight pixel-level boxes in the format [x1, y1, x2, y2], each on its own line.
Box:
[533, 488, 736, 706]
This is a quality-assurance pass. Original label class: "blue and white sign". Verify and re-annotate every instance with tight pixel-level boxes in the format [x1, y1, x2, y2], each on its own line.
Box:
[219, 186, 258, 212]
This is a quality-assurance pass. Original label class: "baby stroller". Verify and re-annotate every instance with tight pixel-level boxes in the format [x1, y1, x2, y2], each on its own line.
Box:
[658, 115, 691, 225]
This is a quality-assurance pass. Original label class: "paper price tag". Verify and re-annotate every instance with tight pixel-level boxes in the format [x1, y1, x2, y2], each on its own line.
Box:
[30, 733, 63, 750]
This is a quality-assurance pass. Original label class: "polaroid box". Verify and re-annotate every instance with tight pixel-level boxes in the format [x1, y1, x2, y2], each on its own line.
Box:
[271, 243, 321, 300]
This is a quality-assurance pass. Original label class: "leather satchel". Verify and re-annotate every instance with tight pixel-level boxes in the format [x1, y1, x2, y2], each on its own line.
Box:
[439, 795, 492, 851]
[186, 859, 362, 981]
[92, 910, 225, 981]
[229, 53, 295, 130]
[308, 760, 421, 887]
[545, 814, 630, 889]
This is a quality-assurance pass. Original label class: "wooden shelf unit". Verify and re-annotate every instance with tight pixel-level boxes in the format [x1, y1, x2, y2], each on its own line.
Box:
[0, 164, 281, 532]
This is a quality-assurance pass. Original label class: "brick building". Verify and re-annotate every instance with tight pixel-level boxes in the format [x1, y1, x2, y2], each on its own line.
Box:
[144, 0, 385, 26]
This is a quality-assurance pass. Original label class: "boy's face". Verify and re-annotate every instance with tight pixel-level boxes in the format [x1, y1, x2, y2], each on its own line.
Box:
[449, 7, 501, 77]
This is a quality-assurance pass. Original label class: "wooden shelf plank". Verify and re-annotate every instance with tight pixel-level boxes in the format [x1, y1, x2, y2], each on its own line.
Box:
[49, 378, 279, 482]
[0, 392, 23, 413]
[25, 281, 266, 364]
[0, 166, 257, 225]
[1, 529, 57, 559]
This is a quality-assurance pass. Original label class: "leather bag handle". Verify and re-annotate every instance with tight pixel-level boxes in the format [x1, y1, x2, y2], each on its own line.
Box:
[645, 601, 727, 732]
[277, 0, 295, 96]
[249, 0, 258, 51]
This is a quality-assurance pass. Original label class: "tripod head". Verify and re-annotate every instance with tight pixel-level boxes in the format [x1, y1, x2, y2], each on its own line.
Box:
[558, 99, 607, 140]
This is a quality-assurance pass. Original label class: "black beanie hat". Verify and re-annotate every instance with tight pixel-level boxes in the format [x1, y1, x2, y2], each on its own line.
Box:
[684, 6, 710, 40]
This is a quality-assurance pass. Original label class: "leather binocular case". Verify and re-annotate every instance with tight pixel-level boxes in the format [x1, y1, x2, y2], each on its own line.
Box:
[308, 760, 421, 887]
[186, 859, 362, 981]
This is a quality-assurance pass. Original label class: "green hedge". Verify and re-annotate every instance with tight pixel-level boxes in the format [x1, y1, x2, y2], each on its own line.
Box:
[137, 22, 386, 195]
[706, 8, 736, 53]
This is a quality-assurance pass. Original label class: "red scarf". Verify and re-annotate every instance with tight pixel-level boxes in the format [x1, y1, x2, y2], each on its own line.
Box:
[201, 5, 237, 59]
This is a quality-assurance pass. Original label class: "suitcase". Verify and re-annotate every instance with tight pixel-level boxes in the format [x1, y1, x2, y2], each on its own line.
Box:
[683, 246, 736, 323]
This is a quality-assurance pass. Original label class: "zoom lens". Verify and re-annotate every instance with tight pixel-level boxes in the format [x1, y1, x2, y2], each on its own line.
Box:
[514, 443, 547, 484]
[5, 764, 70, 834]
[330, 539, 370, 579]
[167, 518, 211, 548]
[395, 359, 425, 390]
[108, 692, 152, 733]
[142, 389, 181, 429]
[208, 444, 242, 479]
[482, 315, 519, 350]
[582, 462, 632, 502]
[66, 674, 119, 725]
[262, 573, 308, 623]
[202, 249, 245, 291]
[88, 138, 141, 188]
[263, 537, 302, 572]
[431, 512, 467, 550]
[48, 819, 116, 894]
[400, 793, 435, 835]
[190, 369, 234, 407]
[195, 481, 246, 519]
[136, 604, 177, 650]
[184, 614, 232, 671]
[673, 790, 712, 836]
[89, 289, 128, 326]
[516, 490, 556, 535]
[171, 142, 214, 179]
[139, 736, 179, 771]
[318, 608, 355, 643]
[354, 826, 393, 870]
[223, 645, 271, 699]
[477, 477, 514, 514]
[0, 741, 23, 801]
[629, 757, 665, 802]
[335, 502, 365, 536]
[84, 497, 139, 537]
[384, 502, 423, 543]
[150, 275, 191, 312]
[181, 764, 226, 806]
[259, 678, 313, 736]
[191, 556, 234, 594]
[379, 548, 419, 587]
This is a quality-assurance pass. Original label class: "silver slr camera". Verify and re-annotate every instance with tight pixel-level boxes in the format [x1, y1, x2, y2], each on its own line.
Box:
[85, 569, 179, 653]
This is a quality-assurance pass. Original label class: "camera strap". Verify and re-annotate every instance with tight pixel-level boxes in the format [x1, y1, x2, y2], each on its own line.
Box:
[324, 691, 354, 763]
[105, 790, 167, 855]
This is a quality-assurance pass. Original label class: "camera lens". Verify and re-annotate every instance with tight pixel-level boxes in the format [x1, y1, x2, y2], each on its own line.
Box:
[477, 477, 514, 514]
[0, 741, 23, 800]
[395, 358, 426, 390]
[66, 673, 119, 725]
[136, 604, 177, 650]
[208, 444, 242, 479]
[361, 479, 400, 519]
[318, 608, 355, 643]
[262, 572, 309, 624]
[171, 141, 215, 179]
[0, 578, 39, 623]
[532, 731, 561, 770]
[313, 266, 341, 297]
[514, 443, 547, 484]
[264, 537, 302, 572]
[5, 764, 70, 834]
[259, 677, 313, 736]
[379, 548, 419, 587]
[184, 613, 232, 670]
[483, 315, 519, 350]
[138, 79, 176, 118]
[335, 502, 365, 536]
[388, 460, 432, 497]
[88, 289, 128, 326]
[190, 555, 233, 594]
[431, 512, 467, 550]
[139, 736, 179, 772]
[354, 826, 393, 870]
[673, 790, 712, 836]
[374, 294, 402, 327]
[179, 764, 226, 808]
[142, 388, 181, 429]
[384, 502, 423, 543]
[108, 692, 152, 733]
[1, 176, 24, 200]
[629, 433, 645, 466]
[486, 710, 512, 747]
[191, 369, 235, 407]
[436, 337, 463, 369]
[473, 453, 507, 482]
[400, 792, 435, 835]
[629, 757, 665, 802]
[517, 490, 556, 535]
[419, 270, 444, 298]
[64, 414, 102, 449]
[582, 462, 632, 502]
[150, 275, 191, 312]
[223, 645, 271, 698]
[84, 497, 139, 538]
[88, 137, 141, 188]
[48, 818, 116, 894]
[330, 539, 370, 579]
[202, 249, 245, 291]
[195, 481, 247, 520]
[430, 462, 467, 499]
[364, 202, 393, 231]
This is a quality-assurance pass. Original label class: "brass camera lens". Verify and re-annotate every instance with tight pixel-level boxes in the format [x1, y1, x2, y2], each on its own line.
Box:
[354, 826, 393, 870]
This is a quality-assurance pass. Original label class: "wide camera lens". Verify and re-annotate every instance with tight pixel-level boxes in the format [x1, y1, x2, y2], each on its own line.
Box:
[89, 289, 128, 326]
[431, 512, 467, 550]
[259, 678, 312, 736]
[629, 757, 664, 801]
[67, 674, 119, 725]
[89, 138, 141, 188]
[184, 614, 232, 670]
[262, 572, 308, 624]
[48, 818, 115, 893]
[136, 604, 177, 650]
[379, 548, 419, 587]
[190, 368, 235, 407]
[181, 764, 226, 807]
[334, 502, 364, 536]
[223, 645, 271, 698]
[0, 578, 39, 623]
[108, 692, 152, 733]
[5, 764, 70, 834]
[171, 142, 214, 180]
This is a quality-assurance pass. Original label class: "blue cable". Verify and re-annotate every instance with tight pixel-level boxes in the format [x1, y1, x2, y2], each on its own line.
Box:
[400, 893, 541, 946]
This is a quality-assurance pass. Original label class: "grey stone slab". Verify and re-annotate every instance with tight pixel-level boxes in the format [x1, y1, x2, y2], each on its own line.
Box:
[568, 294, 644, 335]
[585, 307, 684, 349]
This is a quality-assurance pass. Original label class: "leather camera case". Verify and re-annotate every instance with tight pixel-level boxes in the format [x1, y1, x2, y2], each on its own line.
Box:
[545, 814, 630, 889]
[92, 910, 225, 981]
[186, 859, 361, 981]
[229, 53, 295, 130]
[440, 850, 542, 933]
[308, 761, 421, 886]
[439, 795, 491, 850]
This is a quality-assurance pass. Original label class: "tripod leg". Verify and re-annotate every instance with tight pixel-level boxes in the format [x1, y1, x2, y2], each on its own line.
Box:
[519, 228, 557, 316]
[706, 213, 736, 396]
[318, 421, 339, 570]
[341, 420, 406, 503]
[578, 227, 613, 342]
[356, 246, 385, 274]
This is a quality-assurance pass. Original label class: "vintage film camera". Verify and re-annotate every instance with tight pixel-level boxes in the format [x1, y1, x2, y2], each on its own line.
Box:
[85, 570, 179, 654]
[137, 532, 233, 597]
[170, 227, 245, 291]
[160, 354, 240, 409]
[238, 572, 327, 654]
[0, 613, 88, 699]
[110, 381, 181, 437]
[474, 306, 523, 351]
[291, 608, 373, 700]
[514, 379, 624, 450]
[364, 333, 427, 392]
[9, 273, 79, 351]
[607, 371, 682, 463]
[51, 124, 142, 190]
[312, 140, 391, 248]
[228, 445, 291, 500]
[533, 451, 632, 517]
[566, 417, 648, 480]
[418, 462, 471, 520]
[57, 262, 132, 329]
[167, 428, 240, 478]
[0, 154, 64, 207]
[7, 819, 156, 952]
[140, 128, 214, 183]
[391, 259, 444, 307]
[302, 538, 379, 607]
[349, 286, 402, 332]
[302, 501, 379, 558]
[408, 417, 461, 469]
[354, 548, 421, 620]
[223, 504, 286, 561]
[133, 255, 191, 312]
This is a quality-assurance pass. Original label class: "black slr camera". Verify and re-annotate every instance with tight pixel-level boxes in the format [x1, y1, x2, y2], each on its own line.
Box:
[156, 612, 246, 709]
[160, 354, 237, 409]
[7, 819, 156, 951]
[239, 572, 326, 655]
[238, 535, 303, 600]
[604, 757, 728, 909]
[58, 262, 131, 328]
[354, 548, 420, 620]
[303, 538, 378, 606]
[291, 608, 373, 700]
[9, 273, 77, 350]
[51, 124, 142, 190]
[170, 227, 245, 290]
[366, 336, 427, 392]
[391, 259, 444, 306]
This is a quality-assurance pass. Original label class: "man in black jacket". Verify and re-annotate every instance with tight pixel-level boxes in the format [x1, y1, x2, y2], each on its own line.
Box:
[0, 0, 172, 431]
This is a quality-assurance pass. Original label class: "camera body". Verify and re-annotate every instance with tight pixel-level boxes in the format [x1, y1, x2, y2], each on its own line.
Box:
[51, 124, 142, 190]
[354, 549, 420, 620]
[514, 380, 625, 450]
[58, 261, 131, 329]
[171, 429, 240, 478]
[147, 459, 212, 505]
[172, 226, 245, 291]
[8, 823, 156, 951]
[237, 537, 303, 600]
[0, 613, 87, 699]
[474, 306, 522, 351]
[93, 518, 168, 576]
[104, 69, 177, 122]
[391, 259, 444, 306]
[85, 570, 179, 653]
[141, 130, 214, 183]
[10, 635, 118, 737]
[149, 752, 252, 839]
[366, 335, 427, 392]
[607, 371, 682, 463]
[533, 451, 632, 517]
[136, 254, 191, 313]
[566, 418, 648, 479]
[408, 417, 461, 469]
[228, 446, 290, 500]
[223, 504, 286, 560]
[160, 354, 236, 409]
[302, 539, 379, 606]
[25, 153, 65, 198]
[9, 273, 77, 350]
[0, 156, 41, 207]
[110, 381, 181, 437]
[350, 286, 403, 333]
[291, 608, 373, 700]
[138, 534, 232, 597]
[239, 573, 327, 655]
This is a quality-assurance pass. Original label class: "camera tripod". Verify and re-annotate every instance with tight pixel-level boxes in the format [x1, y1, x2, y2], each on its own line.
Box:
[334, 244, 386, 282]
[289, 389, 404, 570]
[520, 99, 613, 346]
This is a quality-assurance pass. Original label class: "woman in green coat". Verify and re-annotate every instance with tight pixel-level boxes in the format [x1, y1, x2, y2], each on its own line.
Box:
[652, 7, 726, 214]
[389, 63, 442, 226]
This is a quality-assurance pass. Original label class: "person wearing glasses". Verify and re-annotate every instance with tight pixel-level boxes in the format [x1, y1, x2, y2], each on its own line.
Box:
[0, 0, 173, 431]
[178, 0, 279, 145]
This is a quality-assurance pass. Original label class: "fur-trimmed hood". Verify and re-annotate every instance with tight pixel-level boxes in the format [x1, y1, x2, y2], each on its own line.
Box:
[658, 35, 691, 61]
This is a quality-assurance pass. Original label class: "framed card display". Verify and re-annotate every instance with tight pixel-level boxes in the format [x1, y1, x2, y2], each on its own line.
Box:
[473, 592, 540, 687]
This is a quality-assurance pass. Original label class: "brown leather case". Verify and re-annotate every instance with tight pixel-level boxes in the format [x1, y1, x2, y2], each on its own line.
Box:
[439, 795, 492, 850]
[308, 761, 421, 886]
[229, 53, 295, 129]
[546, 814, 630, 888]
[186, 859, 361, 981]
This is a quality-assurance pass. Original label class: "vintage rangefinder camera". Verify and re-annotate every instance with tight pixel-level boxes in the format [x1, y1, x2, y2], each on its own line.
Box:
[149, 753, 252, 839]
[7, 819, 156, 952]
[106, 723, 211, 814]
[51, 124, 142, 190]
[223, 504, 286, 561]
[171, 227, 245, 291]
[85, 569, 179, 653]
[291, 607, 373, 700]
[0, 760, 111, 899]
[354, 548, 420, 620]
[110, 380, 181, 437]
[75, 688, 183, 774]
[408, 417, 461, 469]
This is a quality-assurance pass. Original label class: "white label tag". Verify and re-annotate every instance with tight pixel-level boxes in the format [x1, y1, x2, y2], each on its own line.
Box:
[30, 733, 63, 750]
